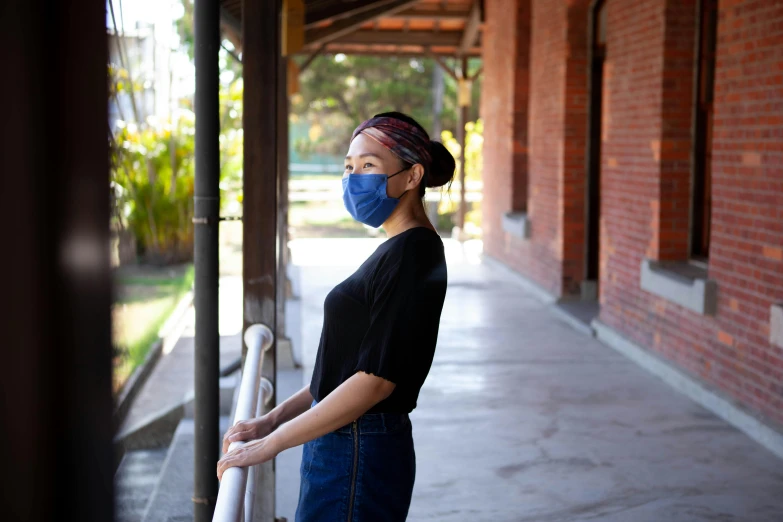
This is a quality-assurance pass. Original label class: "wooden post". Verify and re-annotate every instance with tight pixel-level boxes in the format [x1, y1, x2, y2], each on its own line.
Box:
[243, 0, 279, 518]
[457, 56, 470, 237]
[1, 0, 113, 519]
[277, 55, 290, 341]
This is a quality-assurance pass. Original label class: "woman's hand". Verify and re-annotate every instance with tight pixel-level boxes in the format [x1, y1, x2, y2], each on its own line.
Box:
[222, 415, 277, 455]
[217, 437, 279, 481]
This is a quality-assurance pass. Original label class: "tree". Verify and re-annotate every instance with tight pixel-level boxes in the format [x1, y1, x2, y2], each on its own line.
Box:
[291, 54, 482, 158]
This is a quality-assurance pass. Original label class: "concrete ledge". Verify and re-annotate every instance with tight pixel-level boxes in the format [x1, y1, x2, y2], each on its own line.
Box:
[481, 254, 557, 304]
[771, 303, 783, 348]
[592, 318, 783, 460]
[502, 212, 531, 239]
[117, 375, 236, 451]
[551, 303, 596, 337]
[640, 259, 717, 316]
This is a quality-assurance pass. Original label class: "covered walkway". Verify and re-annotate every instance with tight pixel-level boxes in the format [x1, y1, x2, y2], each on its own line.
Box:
[284, 238, 783, 521]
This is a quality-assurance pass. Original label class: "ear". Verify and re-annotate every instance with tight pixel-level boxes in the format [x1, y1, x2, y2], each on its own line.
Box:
[408, 163, 426, 189]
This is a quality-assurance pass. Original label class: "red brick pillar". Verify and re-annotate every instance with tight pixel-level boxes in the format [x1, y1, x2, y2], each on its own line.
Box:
[561, 0, 591, 294]
[649, 0, 698, 261]
[481, 0, 531, 251]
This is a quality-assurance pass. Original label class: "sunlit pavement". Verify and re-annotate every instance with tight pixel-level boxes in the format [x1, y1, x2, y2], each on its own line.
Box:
[282, 236, 783, 522]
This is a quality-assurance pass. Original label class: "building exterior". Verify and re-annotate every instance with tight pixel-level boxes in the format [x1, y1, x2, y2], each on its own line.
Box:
[481, 0, 783, 430]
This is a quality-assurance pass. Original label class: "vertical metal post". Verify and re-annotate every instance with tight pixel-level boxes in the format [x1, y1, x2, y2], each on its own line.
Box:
[193, 0, 220, 517]
[1, 0, 113, 520]
[457, 56, 469, 234]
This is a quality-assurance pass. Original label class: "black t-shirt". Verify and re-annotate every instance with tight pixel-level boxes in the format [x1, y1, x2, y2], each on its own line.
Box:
[309, 227, 448, 414]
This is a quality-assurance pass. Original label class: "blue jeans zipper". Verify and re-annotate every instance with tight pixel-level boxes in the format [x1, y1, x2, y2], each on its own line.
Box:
[347, 419, 359, 521]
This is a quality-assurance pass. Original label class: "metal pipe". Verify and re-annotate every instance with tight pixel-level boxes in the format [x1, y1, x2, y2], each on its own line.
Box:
[213, 325, 275, 522]
[194, 0, 221, 516]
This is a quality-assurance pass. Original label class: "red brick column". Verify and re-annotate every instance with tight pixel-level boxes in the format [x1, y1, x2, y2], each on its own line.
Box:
[561, 0, 591, 294]
[482, 0, 531, 250]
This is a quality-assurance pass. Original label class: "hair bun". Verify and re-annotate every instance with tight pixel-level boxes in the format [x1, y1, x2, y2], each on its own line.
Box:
[426, 141, 456, 188]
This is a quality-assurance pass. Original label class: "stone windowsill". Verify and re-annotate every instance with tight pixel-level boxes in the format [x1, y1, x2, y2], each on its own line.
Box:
[771, 303, 783, 348]
[640, 259, 718, 316]
[502, 211, 531, 239]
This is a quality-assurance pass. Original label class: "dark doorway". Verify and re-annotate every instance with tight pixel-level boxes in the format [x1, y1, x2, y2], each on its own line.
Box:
[692, 0, 718, 262]
[584, 0, 607, 302]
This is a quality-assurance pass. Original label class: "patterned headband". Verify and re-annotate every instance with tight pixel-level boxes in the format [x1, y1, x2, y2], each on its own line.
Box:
[351, 116, 433, 168]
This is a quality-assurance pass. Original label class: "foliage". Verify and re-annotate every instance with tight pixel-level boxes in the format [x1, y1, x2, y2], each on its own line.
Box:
[111, 114, 196, 264]
[434, 119, 484, 234]
[441, 119, 484, 183]
[291, 54, 482, 159]
[109, 0, 244, 264]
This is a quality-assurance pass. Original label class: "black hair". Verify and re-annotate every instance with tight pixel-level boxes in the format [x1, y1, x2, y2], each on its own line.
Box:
[372, 111, 456, 198]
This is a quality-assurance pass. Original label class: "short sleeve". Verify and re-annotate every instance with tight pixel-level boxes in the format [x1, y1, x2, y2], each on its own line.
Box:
[353, 253, 419, 384]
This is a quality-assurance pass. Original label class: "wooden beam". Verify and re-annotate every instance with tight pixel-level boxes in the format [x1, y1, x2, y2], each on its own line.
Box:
[429, 51, 459, 81]
[305, 0, 419, 47]
[459, 0, 481, 56]
[327, 30, 462, 47]
[221, 42, 242, 64]
[389, 8, 471, 20]
[302, 48, 482, 58]
[470, 65, 483, 80]
[305, 0, 394, 28]
[298, 43, 325, 73]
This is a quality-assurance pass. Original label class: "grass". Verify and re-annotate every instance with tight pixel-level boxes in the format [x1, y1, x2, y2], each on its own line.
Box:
[112, 264, 195, 393]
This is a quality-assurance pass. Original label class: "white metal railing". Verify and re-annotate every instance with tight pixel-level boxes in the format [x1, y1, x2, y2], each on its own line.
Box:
[213, 324, 275, 522]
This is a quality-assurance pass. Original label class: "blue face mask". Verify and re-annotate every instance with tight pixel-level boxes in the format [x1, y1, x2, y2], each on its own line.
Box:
[342, 168, 409, 228]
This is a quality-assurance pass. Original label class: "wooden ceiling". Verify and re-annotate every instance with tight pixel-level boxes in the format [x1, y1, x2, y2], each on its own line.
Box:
[220, 0, 483, 57]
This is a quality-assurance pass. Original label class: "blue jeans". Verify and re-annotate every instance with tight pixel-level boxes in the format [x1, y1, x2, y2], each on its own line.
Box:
[295, 399, 416, 522]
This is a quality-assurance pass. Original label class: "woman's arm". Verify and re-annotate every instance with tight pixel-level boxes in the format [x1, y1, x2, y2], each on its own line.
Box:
[217, 371, 395, 479]
[268, 384, 315, 430]
[271, 372, 395, 452]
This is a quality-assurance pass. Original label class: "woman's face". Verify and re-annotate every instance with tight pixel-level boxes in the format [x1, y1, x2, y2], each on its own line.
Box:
[344, 133, 405, 177]
[344, 133, 422, 197]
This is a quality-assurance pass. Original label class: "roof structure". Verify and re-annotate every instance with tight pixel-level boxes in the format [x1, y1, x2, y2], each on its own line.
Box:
[220, 0, 483, 57]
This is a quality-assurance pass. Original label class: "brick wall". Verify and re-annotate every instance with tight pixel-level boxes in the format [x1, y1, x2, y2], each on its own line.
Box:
[481, 0, 782, 425]
[482, 0, 589, 297]
[481, 0, 516, 252]
[599, 0, 783, 425]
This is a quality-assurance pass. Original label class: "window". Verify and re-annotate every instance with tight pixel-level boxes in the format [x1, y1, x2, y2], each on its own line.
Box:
[692, 0, 718, 261]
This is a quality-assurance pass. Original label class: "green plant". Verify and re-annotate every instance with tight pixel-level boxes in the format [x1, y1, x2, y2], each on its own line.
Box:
[111, 115, 196, 264]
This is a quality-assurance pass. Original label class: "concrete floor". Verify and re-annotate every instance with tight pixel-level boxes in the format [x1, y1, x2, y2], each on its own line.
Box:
[279, 238, 783, 522]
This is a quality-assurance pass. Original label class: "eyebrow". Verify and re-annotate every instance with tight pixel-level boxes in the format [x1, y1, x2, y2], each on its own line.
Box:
[344, 153, 382, 160]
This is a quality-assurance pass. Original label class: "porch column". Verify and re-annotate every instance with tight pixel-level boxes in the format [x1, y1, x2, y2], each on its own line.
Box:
[1, 0, 113, 519]
[243, 0, 280, 518]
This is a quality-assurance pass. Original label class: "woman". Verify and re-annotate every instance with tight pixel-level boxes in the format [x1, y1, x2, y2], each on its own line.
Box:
[217, 111, 454, 521]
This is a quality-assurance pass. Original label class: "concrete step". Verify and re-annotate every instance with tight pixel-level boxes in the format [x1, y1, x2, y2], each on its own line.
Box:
[116, 375, 238, 452]
[115, 448, 168, 522]
[142, 416, 231, 522]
